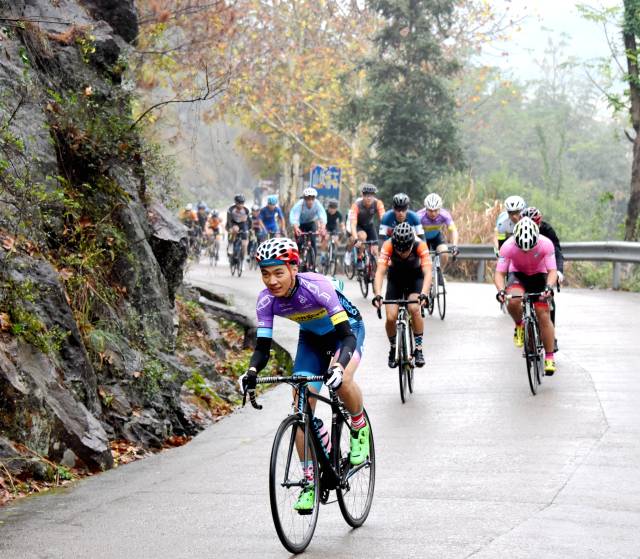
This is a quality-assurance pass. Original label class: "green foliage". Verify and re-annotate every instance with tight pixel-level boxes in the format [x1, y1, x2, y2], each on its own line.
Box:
[136, 359, 165, 398]
[184, 372, 215, 398]
[341, 0, 463, 201]
[0, 276, 68, 354]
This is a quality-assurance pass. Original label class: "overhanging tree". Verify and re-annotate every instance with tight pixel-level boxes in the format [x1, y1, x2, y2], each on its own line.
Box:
[341, 0, 464, 203]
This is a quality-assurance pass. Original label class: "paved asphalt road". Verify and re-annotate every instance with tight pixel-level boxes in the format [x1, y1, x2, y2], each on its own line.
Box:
[1, 260, 640, 558]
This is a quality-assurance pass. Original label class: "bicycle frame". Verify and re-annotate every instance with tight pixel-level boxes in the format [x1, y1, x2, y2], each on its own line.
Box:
[247, 376, 370, 494]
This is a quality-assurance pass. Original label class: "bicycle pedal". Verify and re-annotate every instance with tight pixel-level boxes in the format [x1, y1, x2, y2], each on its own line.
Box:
[296, 508, 313, 516]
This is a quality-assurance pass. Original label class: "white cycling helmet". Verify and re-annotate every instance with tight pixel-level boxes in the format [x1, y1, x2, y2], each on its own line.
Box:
[424, 193, 443, 210]
[255, 237, 299, 266]
[185, 203, 193, 211]
[513, 217, 539, 251]
[504, 195, 526, 212]
[303, 187, 317, 198]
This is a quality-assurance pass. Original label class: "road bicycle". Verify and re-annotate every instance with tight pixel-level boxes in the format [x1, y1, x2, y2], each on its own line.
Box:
[506, 292, 548, 395]
[377, 299, 424, 403]
[427, 249, 454, 320]
[320, 234, 339, 276]
[297, 231, 319, 273]
[228, 233, 244, 277]
[245, 375, 375, 553]
[356, 240, 378, 298]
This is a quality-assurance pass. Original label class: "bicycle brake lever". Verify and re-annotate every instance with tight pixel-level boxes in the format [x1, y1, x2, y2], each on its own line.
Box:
[376, 307, 381, 319]
[249, 391, 263, 410]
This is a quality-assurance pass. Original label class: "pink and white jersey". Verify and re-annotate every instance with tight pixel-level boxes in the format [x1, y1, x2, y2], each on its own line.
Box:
[496, 235, 557, 275]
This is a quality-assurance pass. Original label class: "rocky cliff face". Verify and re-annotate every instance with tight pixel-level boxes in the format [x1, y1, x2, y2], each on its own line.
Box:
[0, 1, 210, 474]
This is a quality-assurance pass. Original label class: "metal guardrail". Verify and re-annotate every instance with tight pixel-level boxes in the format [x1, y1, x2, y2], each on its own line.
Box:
[457, 242, 640, 289]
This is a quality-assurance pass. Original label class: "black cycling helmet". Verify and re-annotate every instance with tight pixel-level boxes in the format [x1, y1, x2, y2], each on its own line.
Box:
[392, 193, 410, 209]
[234, 194, 245, 204]
[328, 199, 339, 208]
[391, 222, 415, 251]
[197, 201, 206, 210]
[361, 183, 377, 195]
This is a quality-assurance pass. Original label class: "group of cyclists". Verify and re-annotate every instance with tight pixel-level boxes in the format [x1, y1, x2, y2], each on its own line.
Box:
[178, 184, 564, 515]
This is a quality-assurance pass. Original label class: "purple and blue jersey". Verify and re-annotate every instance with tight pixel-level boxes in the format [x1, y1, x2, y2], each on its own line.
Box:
[417, 208, 456, 240]
[259, 205, 284, 232]
[256, 272, 361, 339]
[379, 209, 424, 240]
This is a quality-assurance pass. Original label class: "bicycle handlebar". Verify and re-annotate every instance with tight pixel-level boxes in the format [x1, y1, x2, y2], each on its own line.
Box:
[376, 299, 424, 319]
[505, 291, 549, 300]
[242, 375, 326, 410]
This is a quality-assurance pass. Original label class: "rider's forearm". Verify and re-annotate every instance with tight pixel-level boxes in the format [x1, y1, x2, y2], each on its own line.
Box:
[546, 269, 558, 287]
[249, 337, 272, 372]
[333, 320, 356, 369]
[373, 268, 385, 296]
[494, 271, 506, 291]
[421, 265, 432, 293]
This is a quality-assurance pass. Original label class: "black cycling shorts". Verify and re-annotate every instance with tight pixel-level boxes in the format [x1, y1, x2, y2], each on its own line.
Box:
[356, 223, 378, 242]
[230, 221, 249, 240]
[507, 272, 547, 302]
[426, 232, 446, 251]
[385, 271, 424, 300]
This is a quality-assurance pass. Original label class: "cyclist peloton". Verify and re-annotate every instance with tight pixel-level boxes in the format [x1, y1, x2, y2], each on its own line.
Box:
[372, 222, 432, 368]
[494, 195, 526, 255]
[379, 193, 425, 242]
[289, 187, 327, 256]
[418, 193, 459, 265]
[494, 217, 558, 375]
[259, 195, 286, 238]
[226, 194, 251, 259]
[349, 183, 385, 269]
[240, 238, 370, 512]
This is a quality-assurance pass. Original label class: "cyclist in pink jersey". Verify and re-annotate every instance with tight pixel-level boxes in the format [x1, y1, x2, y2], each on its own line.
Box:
[494, 217, 558, 374]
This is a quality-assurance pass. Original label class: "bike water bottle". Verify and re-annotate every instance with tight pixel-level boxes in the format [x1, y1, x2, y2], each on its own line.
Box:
[312, 417, 331, 457]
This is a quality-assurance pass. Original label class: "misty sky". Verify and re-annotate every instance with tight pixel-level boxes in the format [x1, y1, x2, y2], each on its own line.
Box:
[483, 0, 621, 81]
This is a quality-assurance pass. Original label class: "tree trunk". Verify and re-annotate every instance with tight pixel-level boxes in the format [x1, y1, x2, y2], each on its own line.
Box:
[626, 134, 640, 240]
[623, 5, 640, 240]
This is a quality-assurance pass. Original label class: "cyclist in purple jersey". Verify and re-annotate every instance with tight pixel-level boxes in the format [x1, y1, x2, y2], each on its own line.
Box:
[240, 237, 370, 513]
[417, 192, 459, 267]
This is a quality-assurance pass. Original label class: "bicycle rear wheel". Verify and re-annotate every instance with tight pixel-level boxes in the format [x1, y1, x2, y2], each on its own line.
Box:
[436, 268, 446, 320]
[269, 415, 319, 554]
[336, 409, 375, 527]
[524, 319, 541, 395]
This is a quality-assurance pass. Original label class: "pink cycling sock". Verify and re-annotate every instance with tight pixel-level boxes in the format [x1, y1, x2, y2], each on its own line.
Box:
[545, 352, 554, 360]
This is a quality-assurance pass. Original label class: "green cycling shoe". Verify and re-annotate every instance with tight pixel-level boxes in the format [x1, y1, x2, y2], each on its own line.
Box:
[293, 485, 315, 514]
[350, 424, 370, 466]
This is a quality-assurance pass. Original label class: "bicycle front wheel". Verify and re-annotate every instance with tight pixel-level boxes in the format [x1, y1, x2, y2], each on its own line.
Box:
[436, 268, 446, 320]
[305, 246, 316, 273]
[329, 244, 337, 277]
[405, 324, 415, 394]
[344, 251, 355, 279]
[269, 415, 319, 554]
[336, 409, 375, 527]
[396, 323, 407, 403]
[524, 319, 541, 395]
